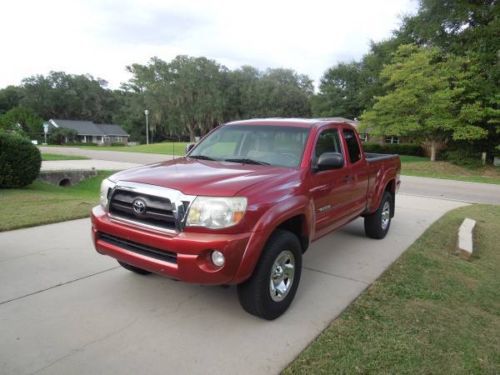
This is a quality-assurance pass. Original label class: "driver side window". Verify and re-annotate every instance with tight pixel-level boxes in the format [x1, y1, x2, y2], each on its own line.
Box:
[315, 129, 342, 159]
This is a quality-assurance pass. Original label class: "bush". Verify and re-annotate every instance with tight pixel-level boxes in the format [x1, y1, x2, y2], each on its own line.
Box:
[443, 149, 483, 168]
[362, 143, 424, 156]
[0, 132, 41, 188]
[48, 128, 78, 144]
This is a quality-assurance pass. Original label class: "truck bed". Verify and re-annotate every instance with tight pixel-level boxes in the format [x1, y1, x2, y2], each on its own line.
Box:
[365, 152, 399, 162]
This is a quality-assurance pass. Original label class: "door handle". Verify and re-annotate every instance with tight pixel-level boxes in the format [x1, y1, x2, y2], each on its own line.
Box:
[342, 175, 353, 183]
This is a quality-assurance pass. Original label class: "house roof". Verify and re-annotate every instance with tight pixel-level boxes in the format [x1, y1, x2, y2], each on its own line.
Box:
[49, 119, 129, 137]
[96, 124, 129, 137]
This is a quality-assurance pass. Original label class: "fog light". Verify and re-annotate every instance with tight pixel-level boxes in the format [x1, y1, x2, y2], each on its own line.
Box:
[211, 250, 225, 267]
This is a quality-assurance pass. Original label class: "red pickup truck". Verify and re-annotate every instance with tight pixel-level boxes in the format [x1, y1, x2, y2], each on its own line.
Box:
[91, 118, 400, 319]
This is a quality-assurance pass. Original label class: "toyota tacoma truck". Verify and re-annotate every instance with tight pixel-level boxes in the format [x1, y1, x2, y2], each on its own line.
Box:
[91, 118, 400, 320]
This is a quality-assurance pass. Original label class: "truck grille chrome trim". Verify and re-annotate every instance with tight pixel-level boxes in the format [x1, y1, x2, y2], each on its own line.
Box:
[106, 181, 195, 233]
[98, 232, 177, 264]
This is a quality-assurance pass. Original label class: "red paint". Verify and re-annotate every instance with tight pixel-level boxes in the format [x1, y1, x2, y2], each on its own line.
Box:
[91, 119, 401, 285]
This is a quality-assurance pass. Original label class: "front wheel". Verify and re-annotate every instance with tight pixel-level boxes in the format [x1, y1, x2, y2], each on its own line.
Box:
[237, 230, 302, 320]
[364, 191, 393, 239]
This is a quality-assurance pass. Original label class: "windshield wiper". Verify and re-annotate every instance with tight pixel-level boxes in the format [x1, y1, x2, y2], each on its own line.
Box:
[189, 155, 216, 161]
[224, 158, 270, 165]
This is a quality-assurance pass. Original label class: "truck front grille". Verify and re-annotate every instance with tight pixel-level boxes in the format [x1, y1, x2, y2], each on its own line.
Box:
[109, 189, 177, 230]
[99, 232, 177, 264]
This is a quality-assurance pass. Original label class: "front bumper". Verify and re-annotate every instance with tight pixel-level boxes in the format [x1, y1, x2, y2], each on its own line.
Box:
[91, 206, 251, 285]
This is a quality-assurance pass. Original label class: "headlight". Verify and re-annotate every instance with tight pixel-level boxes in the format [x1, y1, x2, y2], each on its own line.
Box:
[100, 178, 116, 209]
[186, 197, 247, 229]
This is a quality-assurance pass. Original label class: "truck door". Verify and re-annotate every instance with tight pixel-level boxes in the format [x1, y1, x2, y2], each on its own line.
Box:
[341, 128, 370, 218]
[309, 127, 352, 239]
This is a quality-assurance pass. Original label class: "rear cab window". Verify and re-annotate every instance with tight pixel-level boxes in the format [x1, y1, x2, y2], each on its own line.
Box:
[342, 129, 362, 164]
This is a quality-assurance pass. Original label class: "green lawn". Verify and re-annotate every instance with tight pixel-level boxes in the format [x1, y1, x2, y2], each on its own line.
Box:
[285, 204, 500, 374]
[41, 153, 89, 161]
[0, 172, 112, 231]
[401, 157, 500, 184]
[52, 142, 189, 156]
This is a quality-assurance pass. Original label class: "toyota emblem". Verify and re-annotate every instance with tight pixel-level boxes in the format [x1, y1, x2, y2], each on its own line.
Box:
[132, 198, 146, 216]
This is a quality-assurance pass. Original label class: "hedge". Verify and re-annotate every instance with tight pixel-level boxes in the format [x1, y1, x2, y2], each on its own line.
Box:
[362, 142, 423, 156]
[0, 132, 42, 188]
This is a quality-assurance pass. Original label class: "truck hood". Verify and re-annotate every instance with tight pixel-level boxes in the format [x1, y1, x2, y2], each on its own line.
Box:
[110, 157, 299, 196]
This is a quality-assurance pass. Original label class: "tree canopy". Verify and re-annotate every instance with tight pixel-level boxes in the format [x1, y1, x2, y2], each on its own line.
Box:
[361, 44, 488, 160]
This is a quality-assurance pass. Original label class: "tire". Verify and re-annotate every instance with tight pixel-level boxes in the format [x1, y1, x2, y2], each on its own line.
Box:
[237, 229, 302, 320]
[364, 191, 393, 239]
[118, 261, 151, 275]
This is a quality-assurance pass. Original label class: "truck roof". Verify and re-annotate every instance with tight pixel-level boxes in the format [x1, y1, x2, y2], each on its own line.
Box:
[225, 117, 359, 129]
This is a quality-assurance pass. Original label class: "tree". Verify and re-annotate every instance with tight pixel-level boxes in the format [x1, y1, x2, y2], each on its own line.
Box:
[0, 86, 24, 115]
[396, 0, 500, 159]
[361, 44, 488, 161]
[254, 68, 313, 118]
[0, 106, 43, 139]
[312, 62, 364, 118]
[124, 57, 314, 142]
[21, 72, 119, 123]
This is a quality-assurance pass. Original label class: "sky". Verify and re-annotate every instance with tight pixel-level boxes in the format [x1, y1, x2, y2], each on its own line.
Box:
[0, 0, 418, 90]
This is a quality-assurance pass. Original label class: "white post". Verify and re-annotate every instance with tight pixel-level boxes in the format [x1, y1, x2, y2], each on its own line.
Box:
[43, 123, 49, 145]
[144, 109, 150, 145]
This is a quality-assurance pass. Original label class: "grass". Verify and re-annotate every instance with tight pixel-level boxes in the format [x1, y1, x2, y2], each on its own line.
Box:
[400, 156, 500, 184]
[285, 204, 500, 374]
[48, 142, 189, 156]
[0, 171, 113, 231]
[41, 153, 89, 161]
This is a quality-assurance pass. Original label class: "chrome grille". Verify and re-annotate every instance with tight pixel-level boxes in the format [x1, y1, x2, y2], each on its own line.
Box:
[109, 189, 177, 230]
[107, 181, 195, 233]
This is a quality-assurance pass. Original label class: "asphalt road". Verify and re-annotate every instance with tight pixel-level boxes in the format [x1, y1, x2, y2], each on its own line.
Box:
[0, 195, 466, 375]
[399, 175, 500, 205]
[39, 146, 172, 164]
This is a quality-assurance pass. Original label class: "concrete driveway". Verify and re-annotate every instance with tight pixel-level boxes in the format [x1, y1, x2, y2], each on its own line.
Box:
[0, 194, 466, 375]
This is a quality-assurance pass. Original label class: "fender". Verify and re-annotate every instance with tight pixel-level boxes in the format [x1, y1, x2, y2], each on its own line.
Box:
[368, 167, 398, 214]
[231, 194, 312, 283]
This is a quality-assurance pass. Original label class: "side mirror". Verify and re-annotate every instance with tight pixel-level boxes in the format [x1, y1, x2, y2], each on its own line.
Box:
[316, 152, 344, 171]
[185, 143, 195, 154]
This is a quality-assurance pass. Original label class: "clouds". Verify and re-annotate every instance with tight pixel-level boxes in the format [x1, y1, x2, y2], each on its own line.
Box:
[0, 0, 417, 89]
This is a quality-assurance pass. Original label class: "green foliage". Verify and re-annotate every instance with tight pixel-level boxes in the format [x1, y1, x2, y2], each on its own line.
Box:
[0, 132, 41, 188]
[48, 128, 79, 144]
[361, 44, 488, 144]
[362, 142, 423, 156]
[21, 71, 119, 123]
[0, 106, 43, 139]
[312, 62, 364, 118]
[444, 149, 483, 168]
[124, 57, 313, 141]
[0, 86, 23, 115]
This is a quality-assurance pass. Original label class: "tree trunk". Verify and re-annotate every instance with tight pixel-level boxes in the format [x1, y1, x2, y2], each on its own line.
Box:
[187, 124, 196, 142]
[430, 140, 436, 162]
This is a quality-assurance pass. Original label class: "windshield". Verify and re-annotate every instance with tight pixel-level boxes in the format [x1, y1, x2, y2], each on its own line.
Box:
[189, 125, 310, 168]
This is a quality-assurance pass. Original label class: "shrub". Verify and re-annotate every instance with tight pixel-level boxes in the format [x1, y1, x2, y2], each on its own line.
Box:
[362, 143, 424, 156]
[48, 128, 78, 144]
[0, 132, 42, 188]
[443, 149, 483, 168]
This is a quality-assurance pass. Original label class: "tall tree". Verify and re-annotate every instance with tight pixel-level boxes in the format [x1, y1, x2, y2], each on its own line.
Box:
[21, 72, 118, 123]
[0, 86, 24, 115]
[312, 62, 364, 118]
[361, 44, 488, 161]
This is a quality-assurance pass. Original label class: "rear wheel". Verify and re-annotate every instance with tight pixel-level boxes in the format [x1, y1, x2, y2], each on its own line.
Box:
[237, 229, 302, 320]
[364, 191, 393, 239]
[118, 261, 151, 275]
